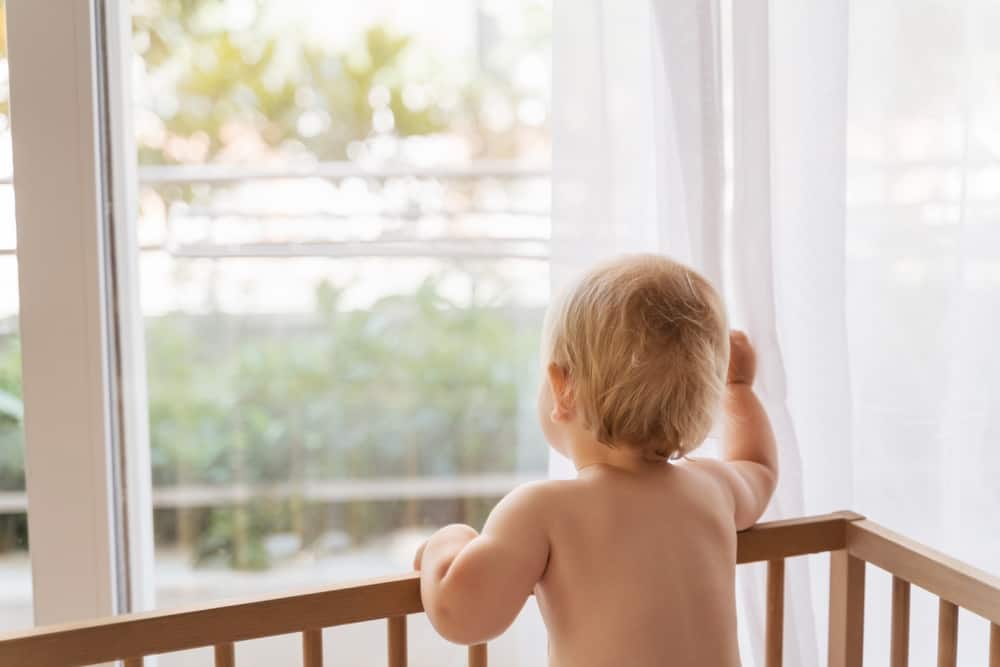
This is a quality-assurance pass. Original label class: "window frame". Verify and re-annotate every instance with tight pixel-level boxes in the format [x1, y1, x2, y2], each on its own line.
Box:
[7, 0, 153, 627]
[5, 0, 549, 640]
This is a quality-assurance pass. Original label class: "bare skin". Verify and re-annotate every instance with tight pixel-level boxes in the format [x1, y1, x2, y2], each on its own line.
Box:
[415, 331, 778, 666]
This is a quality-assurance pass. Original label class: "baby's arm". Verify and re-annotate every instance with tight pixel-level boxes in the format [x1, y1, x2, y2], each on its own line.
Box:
[719, 330, 778, 528]
[414, 483, 550, 645]
[692, 331, 779, 530]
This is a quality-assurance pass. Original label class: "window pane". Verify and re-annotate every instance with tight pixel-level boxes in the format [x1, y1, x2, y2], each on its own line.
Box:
[0, 0, 32, 634]
[131, 1, 550, 664]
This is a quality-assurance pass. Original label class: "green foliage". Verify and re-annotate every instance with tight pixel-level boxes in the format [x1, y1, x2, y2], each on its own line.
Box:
[145, 277, 542, 568]
[147, 276, 540, 486]
[132, 2, 452, 165]
[0, 278, 544, 567]
[0, 1, 552, 570]
[193, 502, 279, 571]
[0, 334, 27, 560]
[297, 26, 446, 157]
[0, 336, 24, 492]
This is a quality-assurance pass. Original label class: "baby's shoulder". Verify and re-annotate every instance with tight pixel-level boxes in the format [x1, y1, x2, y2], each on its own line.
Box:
[497, 478, 582, 515]
[507, 478, 578, 503]
[484, 479, 573, 536]
[673, 458, 744, 520]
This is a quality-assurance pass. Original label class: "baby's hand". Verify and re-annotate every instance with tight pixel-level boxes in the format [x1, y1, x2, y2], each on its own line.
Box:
[414, 524, 478, 572]
[413, 540, 428, 571]
[727, 330, 756, 386]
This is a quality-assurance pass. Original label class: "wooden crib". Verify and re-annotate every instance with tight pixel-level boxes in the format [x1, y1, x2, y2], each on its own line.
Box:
[1, 511, 998, 667]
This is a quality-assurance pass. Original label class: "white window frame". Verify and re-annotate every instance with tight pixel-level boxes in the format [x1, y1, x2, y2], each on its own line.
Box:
[7, 0, 153, 627]
[6, 0, 549, 641]
[96, 0, 158, 617]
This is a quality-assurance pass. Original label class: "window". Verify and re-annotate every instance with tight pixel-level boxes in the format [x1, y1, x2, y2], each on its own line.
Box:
[0, 0, 552, 654]
[128, 1, 551, 664]
[0, 0, 31, 633]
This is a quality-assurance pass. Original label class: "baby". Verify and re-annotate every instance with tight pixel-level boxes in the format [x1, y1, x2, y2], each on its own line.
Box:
[413, 254, 777, 666]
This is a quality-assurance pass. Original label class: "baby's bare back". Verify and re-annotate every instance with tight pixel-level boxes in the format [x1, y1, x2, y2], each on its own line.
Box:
[535, 463, 741, 667]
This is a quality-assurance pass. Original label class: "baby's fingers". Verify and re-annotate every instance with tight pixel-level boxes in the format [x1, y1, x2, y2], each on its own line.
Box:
[727, 330, 756, 385]
[413, 540, 428, 571]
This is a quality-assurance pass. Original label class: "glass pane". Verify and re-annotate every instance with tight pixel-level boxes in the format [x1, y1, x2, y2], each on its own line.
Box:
[131, 1, 550, 664]
[0, 0, 32, 634]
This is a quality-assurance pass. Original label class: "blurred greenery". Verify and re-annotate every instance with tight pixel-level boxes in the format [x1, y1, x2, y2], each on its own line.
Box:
[0, 0, 551, 568]
[0, 279, 544, 567]
[0, 0, 550, 159]
[130, 0, 548, 166]
[146, 278, 539, 487]
[0, 337, 26, 552]
[0, 337, 22, 490]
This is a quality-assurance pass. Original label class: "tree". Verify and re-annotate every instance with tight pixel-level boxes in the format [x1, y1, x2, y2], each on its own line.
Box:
[145, 277, 543, 568]
[132, 2, 462, 165]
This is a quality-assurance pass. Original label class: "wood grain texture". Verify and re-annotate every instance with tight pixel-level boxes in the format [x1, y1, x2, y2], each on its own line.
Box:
[736, 511, 863, 564]
[765, 559, 784, 667]
[388, 616, 407, 667]
[13, 511, 1000, 667]
[302, 628, 322, 667]
[936, 600, 958, 667]
[890, 576, 910, 667]
[468, 643, 488, 667]
[828, 550, 865, 667]
[0, 573, 421, 666]
[848, 520, 1000, 624]
[0, 514, 863, 665]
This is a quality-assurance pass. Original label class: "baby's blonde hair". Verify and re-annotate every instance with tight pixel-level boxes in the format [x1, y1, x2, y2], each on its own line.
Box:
[545, 254, 729, 460]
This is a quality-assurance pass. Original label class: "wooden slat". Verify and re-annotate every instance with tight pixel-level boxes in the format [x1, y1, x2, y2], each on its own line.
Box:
[468, 643, 488, 667]
[847, 520, 1000, 624]
[737, 511, 863, 564]
[0, 573, 422, 666]
[937, 600, 958, 667]
[0, 513, 864, 665]
[302, 628, 322, 667]
[215, 642, 235, 667]
[765, 559, 784, 667]
[388, 616, 407, 667]
[990, 623, 999, 667]
[828, 550, 865, 667]
[890, 576, 910, 667]
[0, 513, 858, 661]
[124, 658, 143, 667]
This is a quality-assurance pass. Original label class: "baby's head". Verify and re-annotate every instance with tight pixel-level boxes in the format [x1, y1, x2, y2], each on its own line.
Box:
[539, 254, 729, 461]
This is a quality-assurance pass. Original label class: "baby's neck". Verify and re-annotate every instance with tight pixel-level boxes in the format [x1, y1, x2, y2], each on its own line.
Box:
[568, 439, 668, 475]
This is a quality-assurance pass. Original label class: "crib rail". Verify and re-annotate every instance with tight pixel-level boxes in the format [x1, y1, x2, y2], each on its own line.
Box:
[838, 519, 1000, 667]
[0, 510, 997, 666]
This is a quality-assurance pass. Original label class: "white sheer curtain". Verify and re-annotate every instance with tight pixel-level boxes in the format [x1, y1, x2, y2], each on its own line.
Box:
[841, 2, 1000, 663]
[551, 0, 1000, 665]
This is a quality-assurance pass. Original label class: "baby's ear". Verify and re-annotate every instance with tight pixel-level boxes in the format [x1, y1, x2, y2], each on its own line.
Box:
[546, 362, 574, 420]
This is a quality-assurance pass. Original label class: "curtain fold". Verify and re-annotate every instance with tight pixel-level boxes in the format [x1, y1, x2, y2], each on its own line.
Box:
[730, 2, 819, 665]
[551, 1, 844, 664]
[842, 1, 1000, 662]
[551, 0, 724, 286]
[552, 1, 1000, 664]
[550, 0, 727, 481]
[768, 5, 853, 661]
